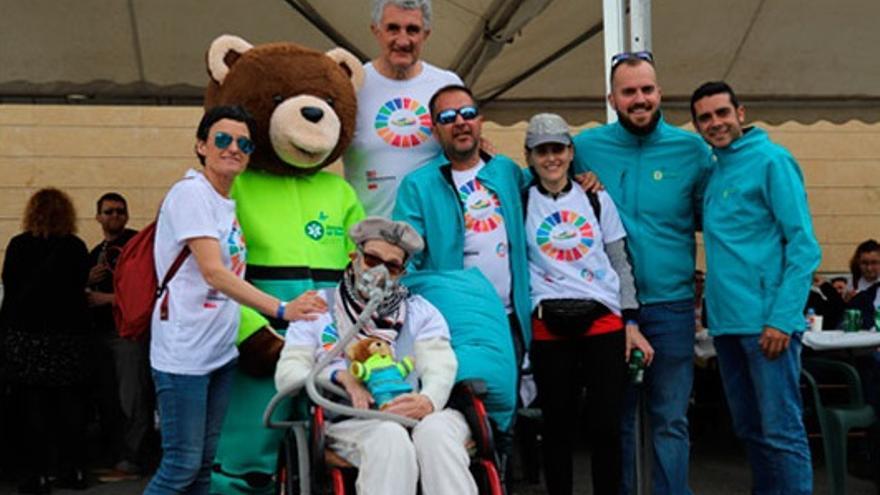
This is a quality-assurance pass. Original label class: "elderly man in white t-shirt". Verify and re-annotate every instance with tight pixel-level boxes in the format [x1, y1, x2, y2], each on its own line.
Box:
[275, 217, 477, 495]
[343, 0, 462, 218]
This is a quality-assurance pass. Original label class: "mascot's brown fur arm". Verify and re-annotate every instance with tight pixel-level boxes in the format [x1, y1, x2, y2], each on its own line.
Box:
[237, 326, 285, 377]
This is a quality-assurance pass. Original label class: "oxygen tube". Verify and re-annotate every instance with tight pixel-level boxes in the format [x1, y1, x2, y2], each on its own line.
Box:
[263, 263, 419, 431]
[304, 264, 419, 428]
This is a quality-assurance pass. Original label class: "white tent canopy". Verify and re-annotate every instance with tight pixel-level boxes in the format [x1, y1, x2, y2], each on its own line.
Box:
[2, 0, 879, 124]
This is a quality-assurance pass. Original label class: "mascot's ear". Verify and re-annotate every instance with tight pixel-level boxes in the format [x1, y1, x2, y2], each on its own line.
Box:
[326, 48, 365, 92]
[207, 34, 254, 85]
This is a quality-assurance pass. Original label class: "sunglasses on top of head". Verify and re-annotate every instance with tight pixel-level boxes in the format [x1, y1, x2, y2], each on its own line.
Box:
[610, 50, 654, 69]
[435, 105, 479, 126]
[213, 131, 255, 155]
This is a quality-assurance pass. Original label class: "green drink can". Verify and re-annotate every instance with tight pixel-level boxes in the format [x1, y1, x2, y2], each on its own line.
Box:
[843, 309, 862, 331]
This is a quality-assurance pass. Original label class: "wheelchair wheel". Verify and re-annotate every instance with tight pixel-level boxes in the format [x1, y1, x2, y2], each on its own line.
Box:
[276, 428, 300, 495]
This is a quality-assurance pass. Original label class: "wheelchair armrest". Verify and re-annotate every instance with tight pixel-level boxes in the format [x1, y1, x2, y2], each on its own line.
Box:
[448, 380, 496, 460]
[804, 357, 867, 406]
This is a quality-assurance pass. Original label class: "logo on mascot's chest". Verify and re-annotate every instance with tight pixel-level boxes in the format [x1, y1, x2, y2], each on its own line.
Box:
[304, 211, 344, 242]
[374, 97, 433, 148]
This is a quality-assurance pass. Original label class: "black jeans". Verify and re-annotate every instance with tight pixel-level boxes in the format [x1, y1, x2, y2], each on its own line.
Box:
[19, 384, 88, 478]
[531, 330, 628, 495]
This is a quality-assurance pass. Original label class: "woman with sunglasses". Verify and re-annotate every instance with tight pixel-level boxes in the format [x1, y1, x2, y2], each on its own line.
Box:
[145, 106, 326, 495]
[523, 113, 654, 495]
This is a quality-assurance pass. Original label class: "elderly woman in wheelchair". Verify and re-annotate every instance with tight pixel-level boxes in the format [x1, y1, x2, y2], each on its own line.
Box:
[273, 217, 481, 495]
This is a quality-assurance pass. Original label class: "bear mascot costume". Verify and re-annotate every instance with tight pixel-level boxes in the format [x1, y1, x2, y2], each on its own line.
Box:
[202, 35, 365, 493]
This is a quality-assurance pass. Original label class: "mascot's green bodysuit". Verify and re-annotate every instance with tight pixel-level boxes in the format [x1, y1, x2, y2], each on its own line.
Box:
[202, 35, 365, 494]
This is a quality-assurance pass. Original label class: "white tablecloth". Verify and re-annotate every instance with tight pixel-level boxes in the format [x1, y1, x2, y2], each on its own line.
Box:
[802, 330, 880, 351]
[694, 329, 880, 357]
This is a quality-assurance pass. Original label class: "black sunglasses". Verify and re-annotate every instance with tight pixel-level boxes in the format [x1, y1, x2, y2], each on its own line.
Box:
[101, 207, 127, 215]
[361, 251, 405, 276]
[610, 50, 654, 69]
[435, 105, 480, 126]
[214, 131, 255, 155]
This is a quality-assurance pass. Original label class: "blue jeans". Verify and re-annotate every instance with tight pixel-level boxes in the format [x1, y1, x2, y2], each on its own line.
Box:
[145, 359, 236, 495]
[621, 299, 695, 495]
[714, 333, 812, 495]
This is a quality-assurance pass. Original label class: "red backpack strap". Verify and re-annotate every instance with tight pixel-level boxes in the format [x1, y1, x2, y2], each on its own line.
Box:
[158, 246, 192, 320]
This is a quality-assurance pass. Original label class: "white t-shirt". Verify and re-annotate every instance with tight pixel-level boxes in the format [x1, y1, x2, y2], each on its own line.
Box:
[452, 162, 512, 310]
[526, 186, 627, 314]
[150, 169, 245, 375]
[284, 292, 450, 386]
[343, 62, 462, 218]
[857, 278, 877, 293]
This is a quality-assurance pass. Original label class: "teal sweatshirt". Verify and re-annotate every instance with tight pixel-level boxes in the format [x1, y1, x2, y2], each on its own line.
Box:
[572, 116, 712, 304]
[393, 152, 532, 348]
[703, 127, 821, 336]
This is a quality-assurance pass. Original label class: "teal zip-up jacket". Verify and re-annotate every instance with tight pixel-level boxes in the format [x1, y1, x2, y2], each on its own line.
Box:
[703, 127, 821, 336]
[393, 152, 532, 348]
[572, 116, 712, 304]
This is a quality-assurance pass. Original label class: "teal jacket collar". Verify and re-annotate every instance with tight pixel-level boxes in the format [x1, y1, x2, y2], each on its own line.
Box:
[715, 126, 765, 156]
[609, 112, 669, 145]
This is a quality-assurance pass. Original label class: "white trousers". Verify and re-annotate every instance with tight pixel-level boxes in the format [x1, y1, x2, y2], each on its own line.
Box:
[325, 408, 478, 495]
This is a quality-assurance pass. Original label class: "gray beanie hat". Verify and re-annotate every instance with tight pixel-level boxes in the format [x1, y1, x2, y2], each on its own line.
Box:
[349, 217, 424, 257]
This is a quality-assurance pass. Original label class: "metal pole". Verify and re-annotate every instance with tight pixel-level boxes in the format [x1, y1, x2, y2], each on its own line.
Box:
[630, 0, 652, 51]
[602, 0, 626, 123]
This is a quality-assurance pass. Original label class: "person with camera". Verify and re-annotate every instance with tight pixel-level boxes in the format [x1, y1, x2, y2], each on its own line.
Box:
[523, 113, 653, 495]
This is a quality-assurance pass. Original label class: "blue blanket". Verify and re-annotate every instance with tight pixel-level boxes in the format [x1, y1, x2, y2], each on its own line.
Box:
[403, 268, 517, 430]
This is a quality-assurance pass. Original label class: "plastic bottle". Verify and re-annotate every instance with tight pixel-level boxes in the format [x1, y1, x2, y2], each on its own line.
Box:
[805, 308, 816, 331]
[874, 305, 880, 331]
[629, 349, 645, 385]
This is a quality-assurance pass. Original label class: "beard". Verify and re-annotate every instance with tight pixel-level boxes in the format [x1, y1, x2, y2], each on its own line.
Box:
[442, 135, 479, 163]
[617, 107, 661, 136]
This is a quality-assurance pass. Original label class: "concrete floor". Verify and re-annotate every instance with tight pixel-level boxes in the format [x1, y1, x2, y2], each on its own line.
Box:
[2, 439, 876, 494]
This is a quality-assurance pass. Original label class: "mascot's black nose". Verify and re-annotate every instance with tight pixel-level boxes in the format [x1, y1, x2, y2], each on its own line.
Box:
[301, 107, 324, 123]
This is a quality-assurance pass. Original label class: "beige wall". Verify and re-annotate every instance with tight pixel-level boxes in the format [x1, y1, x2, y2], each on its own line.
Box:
[1, 104, 877, 274]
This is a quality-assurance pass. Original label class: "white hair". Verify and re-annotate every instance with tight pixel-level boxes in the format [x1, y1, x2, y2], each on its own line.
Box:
[372, 0, 432, 30]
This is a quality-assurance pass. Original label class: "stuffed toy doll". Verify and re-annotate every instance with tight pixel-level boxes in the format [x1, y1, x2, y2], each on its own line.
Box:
[346, 337, 414, 408]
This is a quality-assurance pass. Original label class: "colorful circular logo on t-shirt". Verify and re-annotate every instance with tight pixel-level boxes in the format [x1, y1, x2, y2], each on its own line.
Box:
[227, 219, 247, 277]
[536, 210, 594, 261]
[374, 97, 432, 148]
[458, 179, 502, 232]
[321, 323, 339, 351]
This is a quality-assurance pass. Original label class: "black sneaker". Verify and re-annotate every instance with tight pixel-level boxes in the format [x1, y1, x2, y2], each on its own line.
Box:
[55, 469, 88, 490]
[17, 475, 50, 494]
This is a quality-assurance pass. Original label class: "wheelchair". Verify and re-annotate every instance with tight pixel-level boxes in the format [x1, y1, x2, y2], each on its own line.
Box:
[269, 379, 505, 495]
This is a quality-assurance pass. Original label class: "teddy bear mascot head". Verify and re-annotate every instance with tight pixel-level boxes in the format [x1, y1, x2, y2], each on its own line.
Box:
[204, 34, 363, 175]
[205, 35, 367, 494]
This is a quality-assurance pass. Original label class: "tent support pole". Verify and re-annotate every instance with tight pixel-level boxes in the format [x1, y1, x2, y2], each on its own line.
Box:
[603, 0, 626, 122]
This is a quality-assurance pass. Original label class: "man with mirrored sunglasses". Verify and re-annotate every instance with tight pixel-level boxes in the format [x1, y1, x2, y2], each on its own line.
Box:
[571, 52, 713, 495]
[343, 0, 464, 219]
[393, 84, 531, 481]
